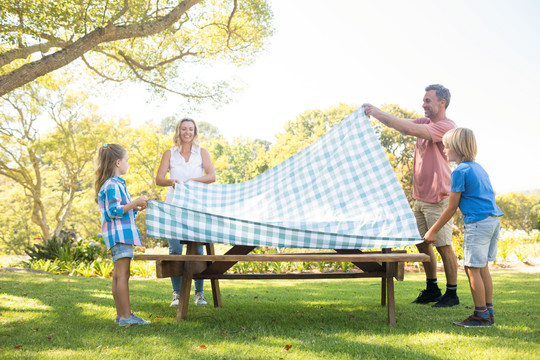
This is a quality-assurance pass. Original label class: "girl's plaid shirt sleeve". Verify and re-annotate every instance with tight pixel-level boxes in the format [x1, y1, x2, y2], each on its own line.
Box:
[98, 176, 142, 249]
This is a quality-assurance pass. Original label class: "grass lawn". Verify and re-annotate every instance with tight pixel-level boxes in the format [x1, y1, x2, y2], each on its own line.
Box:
[1, 268, 539, 359]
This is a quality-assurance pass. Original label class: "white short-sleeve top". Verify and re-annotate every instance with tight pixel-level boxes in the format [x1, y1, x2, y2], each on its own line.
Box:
[165, 146, 204, 203]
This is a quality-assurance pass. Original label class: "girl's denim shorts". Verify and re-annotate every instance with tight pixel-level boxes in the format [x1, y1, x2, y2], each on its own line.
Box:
[110, 243, 134, 263]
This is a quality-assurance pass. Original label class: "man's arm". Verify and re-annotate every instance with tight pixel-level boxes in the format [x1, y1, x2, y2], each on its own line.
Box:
[363, 104, 432, 140]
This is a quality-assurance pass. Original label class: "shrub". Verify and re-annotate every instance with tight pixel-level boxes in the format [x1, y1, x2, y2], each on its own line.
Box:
[94, 260, 114, 278]
[130, 260, 155, 278]
[74, 262, 96, 277]
[28, 259, 62, 274]
[25, 235, 74, 261]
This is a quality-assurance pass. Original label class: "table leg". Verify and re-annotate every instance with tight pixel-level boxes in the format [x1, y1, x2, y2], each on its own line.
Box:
[205, 243, 222, 308]
[381, 276, 386, 306]
[176, 242, 196, 321]
[385, 261, 396, 326]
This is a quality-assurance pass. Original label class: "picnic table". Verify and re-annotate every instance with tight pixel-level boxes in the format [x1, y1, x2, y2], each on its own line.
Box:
[134, 242, 429, 325]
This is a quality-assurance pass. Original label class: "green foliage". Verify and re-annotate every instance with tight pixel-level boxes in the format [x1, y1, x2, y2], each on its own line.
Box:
[27, 259, 62, 274]
[72, 241, 106, 263]
[93, 260, 114, 278]
[25, 235, 74, 261]
[0, 177, 35, 254]
[205, 137, 270, 184]
[1, 0, 274, 98]
[73, 262, 97, 277]
[0, 78, 119, 241]
[25, 233, 107, 268]
[497, 192, 540, 232]
[130, 260, 156, 278]
[497, 229, 540, 263]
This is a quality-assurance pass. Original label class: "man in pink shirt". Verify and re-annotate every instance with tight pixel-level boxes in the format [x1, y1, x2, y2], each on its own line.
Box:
[363, 84, 459, 307]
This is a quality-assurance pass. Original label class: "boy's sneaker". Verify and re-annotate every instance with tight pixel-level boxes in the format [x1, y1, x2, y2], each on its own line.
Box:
[194, 292, 207, 306]
[118, 314, 151, 326]
[432, 294, 460, 308]
[412, 288, 442, 304]
[170, 292, 180, 307]
[489, 314, 495, 325]
[453, 313, 492, 328]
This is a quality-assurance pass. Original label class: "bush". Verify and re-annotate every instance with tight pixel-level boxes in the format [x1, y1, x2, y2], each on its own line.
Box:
[25, 235, 74, 261]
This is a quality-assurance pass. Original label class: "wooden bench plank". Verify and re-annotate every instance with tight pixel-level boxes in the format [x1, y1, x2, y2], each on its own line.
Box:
[134, 253, 429, 263]
[192, 272, 386, 279]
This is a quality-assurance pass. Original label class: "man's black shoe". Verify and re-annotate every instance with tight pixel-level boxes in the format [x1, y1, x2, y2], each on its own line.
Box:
[432, 294, 460, 308]
[412, 288, 442, 304]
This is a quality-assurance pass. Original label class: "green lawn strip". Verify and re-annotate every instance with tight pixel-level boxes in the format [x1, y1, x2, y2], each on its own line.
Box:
[0, 270, 538, 359]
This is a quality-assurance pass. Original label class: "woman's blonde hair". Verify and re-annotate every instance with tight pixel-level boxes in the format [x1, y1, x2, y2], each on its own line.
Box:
[94, 144, 127, 203]
[173, 118, 198, 148]
[442, 127, 477, 162]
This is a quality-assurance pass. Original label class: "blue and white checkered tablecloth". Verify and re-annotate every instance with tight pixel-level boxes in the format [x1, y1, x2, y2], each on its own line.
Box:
[146, 107, 422, 249]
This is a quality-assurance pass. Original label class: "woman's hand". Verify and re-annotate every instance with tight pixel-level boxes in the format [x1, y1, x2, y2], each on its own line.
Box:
[170, 179, 181, 188]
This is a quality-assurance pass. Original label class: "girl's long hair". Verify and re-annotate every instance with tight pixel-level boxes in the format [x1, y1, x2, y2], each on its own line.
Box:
[94, 144, 126, 203]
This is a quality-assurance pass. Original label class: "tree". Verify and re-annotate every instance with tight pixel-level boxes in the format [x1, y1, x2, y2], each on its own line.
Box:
[0, 78, 117, 240]
[203, 136, 268, 184]
[198, 121, 223, 142]
[0, 0, 274, 97]
[496, 192, 540, 232]
[0, 176, 34, 254]
[125, 123, 171, 201]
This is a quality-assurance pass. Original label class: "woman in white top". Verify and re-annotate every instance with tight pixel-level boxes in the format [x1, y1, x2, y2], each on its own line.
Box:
[156, 118, 216, 306]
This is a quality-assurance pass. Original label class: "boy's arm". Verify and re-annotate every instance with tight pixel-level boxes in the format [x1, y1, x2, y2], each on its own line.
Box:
[424, 192, 461, 243]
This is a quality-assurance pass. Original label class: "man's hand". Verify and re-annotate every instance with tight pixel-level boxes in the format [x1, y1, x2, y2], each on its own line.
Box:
[362, 103, 385, 119]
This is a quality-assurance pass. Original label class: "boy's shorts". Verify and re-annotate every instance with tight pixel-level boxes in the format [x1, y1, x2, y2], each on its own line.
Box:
[414, 198, 453, 247]
[110, 243, 134, 263]
[463, 216, 500, 268]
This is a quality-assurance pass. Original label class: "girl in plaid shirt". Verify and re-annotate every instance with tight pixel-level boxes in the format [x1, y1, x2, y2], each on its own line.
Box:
[95, 143, 150, 326]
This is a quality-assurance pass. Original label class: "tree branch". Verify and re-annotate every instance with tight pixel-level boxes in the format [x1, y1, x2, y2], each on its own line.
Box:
[226, 0, 239, 48]
[0, 0, 203, 96]
[81, 54, 124, 82]
[118, 49, 198, 70]
[119, 50, 215, 99]
[0, 40, 73, 68]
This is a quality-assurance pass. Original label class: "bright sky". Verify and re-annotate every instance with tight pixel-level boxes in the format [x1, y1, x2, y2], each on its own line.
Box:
[101, 0, 540, 194]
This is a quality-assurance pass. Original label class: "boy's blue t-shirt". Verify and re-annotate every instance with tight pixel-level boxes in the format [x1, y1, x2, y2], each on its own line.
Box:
[450, 161, 503, 223]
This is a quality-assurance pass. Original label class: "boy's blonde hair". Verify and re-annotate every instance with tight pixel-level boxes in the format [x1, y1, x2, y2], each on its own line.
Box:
[442, 128, 477, 162]
[94, 144, 127, 203]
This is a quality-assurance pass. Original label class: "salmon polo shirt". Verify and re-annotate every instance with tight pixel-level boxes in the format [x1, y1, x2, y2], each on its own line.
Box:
[412, 117, 457, 203]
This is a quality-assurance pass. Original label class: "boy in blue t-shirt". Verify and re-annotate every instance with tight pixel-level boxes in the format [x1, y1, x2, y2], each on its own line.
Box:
[425, 128, 503, 327]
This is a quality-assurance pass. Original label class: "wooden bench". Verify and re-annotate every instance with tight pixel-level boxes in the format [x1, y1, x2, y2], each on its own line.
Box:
[134, 243, 429, 325]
